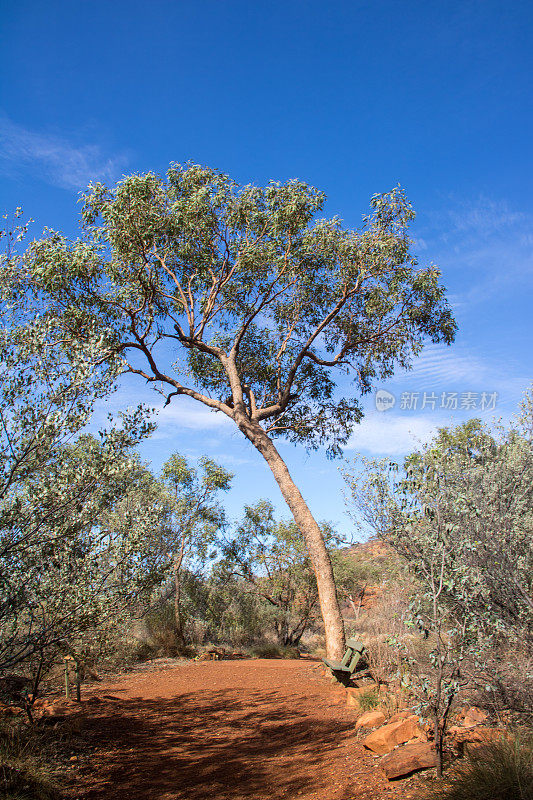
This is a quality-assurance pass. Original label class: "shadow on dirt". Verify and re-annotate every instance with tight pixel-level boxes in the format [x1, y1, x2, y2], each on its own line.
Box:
[69, 688, 355, 800]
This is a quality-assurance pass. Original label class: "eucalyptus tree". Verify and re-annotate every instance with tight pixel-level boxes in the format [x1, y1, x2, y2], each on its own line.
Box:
[158, 453, 232, 642]
[25, 165, 456, 657]
[0, 437, 161, 678]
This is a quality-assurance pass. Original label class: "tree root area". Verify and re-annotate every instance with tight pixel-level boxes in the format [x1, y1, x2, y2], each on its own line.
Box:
[63, 659, 414, 800]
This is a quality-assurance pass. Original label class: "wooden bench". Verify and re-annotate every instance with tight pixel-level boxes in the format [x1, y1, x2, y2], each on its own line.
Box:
[323, 639, 367, 685]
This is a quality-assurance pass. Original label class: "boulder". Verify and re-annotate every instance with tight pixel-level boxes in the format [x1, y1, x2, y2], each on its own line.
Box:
[388, 710, 415, 724]
[449, 725, 509, 756]
[355, 710, 387, 730]
[381, 742, 436, 779]
[461, 706, 488, 728]
[41, 699, 80, 719]
[197, 649, 225, 661]
[32, 698, 51, 709]
[363, 715, 423, 755]
[0, 702, 24, 716]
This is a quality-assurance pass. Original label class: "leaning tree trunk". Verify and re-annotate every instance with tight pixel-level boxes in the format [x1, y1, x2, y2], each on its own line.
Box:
[234, 411, 346, 660]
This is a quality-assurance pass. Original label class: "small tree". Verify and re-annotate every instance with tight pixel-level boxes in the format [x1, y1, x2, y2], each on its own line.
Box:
[332, 549, 386, 620]
[222, 501, 339, 647]
[344, 395, 533, 775]
[25, 166, 456, 657]
[158, 453, 232, 643]
[0, 212, 155, 687]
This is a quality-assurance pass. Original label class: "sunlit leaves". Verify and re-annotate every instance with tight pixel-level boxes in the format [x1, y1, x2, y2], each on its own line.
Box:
[0, 217, 156, 673]
[220, 501, 339, 645]
[25, 164, 456, 456]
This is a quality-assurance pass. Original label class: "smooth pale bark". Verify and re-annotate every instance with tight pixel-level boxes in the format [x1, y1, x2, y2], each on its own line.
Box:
[233, 408, 346, 660]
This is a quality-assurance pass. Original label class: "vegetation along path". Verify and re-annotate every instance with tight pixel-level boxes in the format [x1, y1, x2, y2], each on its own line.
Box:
[64, 658, 414, 800]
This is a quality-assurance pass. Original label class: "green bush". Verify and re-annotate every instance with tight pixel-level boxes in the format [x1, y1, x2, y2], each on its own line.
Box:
[423, 733, 533, 800]
[139, 605, 196, 658]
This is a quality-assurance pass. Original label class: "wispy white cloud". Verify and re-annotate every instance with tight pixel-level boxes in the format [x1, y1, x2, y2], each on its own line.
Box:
[417, 193, 533, 307]
[391, 343, 527, 396]
[153, 399, 232, 435]
[93, 385, 232, 437]
[395, 343, 489, 388]
[446, 195, 527, 235]
[376, 342, 529, 422]
[345, 413, 440, 456]
[0, 116, 129, 190]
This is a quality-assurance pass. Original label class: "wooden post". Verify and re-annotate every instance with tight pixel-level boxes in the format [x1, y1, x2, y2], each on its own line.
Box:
[75, 661, 81, 702]
[64, 658, 71, 699]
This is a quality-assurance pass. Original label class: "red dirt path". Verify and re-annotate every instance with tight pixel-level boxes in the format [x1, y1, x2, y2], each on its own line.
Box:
[64, 659, 420, 800]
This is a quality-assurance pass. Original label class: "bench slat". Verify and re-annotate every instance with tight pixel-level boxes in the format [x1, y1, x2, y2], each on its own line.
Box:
[323, 659, 351, 673]
[345, 639, 365, 651]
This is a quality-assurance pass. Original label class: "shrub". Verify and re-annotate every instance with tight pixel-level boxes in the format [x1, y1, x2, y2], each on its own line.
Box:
[249, 644, 300, 659]
[140, 605, 194, 657]
[357, 689, 380, 712]
[423, 733, 533, 800]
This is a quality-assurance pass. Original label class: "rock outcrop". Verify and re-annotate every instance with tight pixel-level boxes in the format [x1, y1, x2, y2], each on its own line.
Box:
[355, 710, 387, 730]
[363, 715, 425, 754]
[381, 742, 436, 779]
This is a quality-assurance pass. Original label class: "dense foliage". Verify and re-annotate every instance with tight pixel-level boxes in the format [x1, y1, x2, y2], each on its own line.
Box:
[344, 392, 533, 772]
[0, 212, 156, 683]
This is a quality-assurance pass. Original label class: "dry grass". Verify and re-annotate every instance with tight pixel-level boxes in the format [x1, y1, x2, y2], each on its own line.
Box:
[347, 579, 413, 687]
[0, 718, 61, 800]
[356, 688, 381, 712]
[249, 643, 301, 659]
[421, 732, 533, 800]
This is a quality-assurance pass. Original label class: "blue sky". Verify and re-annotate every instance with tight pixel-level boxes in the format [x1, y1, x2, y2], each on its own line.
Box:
[1, 0, 532, 537]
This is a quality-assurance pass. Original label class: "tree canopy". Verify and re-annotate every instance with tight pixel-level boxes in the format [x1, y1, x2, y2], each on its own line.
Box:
[345, 400, 533, 651]
[26, 164, 456, 456]
[0, 210, 156, 679]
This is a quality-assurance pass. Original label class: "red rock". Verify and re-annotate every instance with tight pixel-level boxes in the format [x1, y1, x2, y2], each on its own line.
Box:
[363, 716, 423, 754]
[450, 725, 506, 744]
[355, 710, 387, 730]
[381, 742, 436, 779]
[32, 698, 51, 708]
[449, 726, 510, 756]
[0, 703, 24, 716]
[42, 699, 80, 718]
[388, 710, 415, 724]
[462, 706, 488, 727]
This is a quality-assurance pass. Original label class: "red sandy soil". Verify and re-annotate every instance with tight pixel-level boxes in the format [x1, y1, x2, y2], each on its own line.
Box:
[63, 658, 423, 800]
